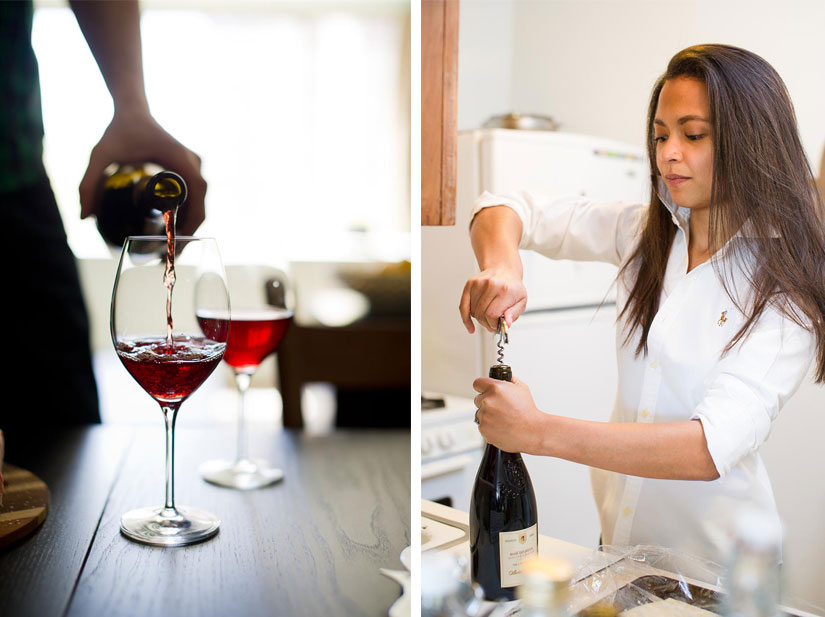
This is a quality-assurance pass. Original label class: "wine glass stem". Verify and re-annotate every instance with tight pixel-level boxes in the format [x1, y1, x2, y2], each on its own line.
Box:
[234, 371, 253, 464]
[162, 404, 179, 512]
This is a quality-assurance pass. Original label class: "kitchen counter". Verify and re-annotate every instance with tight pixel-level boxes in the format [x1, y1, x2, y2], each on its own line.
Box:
[423, 499, 617, 613]
[423, 499, 601, 570]
[422, 500, 821, 617]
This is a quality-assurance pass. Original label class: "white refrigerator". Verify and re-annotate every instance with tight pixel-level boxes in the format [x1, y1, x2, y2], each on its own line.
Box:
[422, 128, 648, 547]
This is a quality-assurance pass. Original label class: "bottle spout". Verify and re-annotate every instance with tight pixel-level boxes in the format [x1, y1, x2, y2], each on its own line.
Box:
[147, 171, 188, 211]
[489, 363, 512, 382]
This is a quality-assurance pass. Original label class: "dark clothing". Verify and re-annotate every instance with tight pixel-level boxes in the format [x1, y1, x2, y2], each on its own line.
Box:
[0, 1, 45, 192]
[2, 168, 100, 460]
[1, 1, 100, 459]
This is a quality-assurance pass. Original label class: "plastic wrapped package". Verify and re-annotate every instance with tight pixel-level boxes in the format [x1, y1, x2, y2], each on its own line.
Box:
[570, 545, 725, 616]
[459, 545, 820, 617]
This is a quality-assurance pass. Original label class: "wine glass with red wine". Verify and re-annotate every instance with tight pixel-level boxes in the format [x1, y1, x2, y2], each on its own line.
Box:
[111, 236, 230, 546]
[196, 269, 293, 490]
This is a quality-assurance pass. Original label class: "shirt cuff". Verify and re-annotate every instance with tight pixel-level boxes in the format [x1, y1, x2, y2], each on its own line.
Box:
[471, 191, 531, 248]
[690, 392, 770, 479]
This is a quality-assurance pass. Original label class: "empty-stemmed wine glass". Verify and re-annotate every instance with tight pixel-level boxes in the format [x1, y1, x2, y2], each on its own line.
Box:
[197, 269, 293, 490]
[111, 236, 230, 546]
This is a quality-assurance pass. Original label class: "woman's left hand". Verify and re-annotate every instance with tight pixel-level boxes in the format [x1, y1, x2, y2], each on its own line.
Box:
[473, 376, 545, 454]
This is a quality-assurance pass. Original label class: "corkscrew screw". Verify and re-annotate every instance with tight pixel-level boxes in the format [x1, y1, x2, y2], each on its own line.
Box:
[495, 317, 509, 365]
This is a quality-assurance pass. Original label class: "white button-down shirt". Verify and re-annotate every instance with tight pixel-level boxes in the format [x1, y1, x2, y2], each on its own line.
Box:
[472, 190, 815, 565]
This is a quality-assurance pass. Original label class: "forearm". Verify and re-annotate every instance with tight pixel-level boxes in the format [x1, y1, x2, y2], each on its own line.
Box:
[69, 0, 148, 114]
[469, 206, 524, 275]
[533, 414, 719, 481]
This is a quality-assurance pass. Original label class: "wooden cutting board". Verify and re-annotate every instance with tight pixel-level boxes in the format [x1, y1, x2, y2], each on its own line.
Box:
[0, 464, 50, 548]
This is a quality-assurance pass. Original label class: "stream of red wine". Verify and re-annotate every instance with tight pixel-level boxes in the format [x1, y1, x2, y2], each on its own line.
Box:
[163, 208, 177, 346]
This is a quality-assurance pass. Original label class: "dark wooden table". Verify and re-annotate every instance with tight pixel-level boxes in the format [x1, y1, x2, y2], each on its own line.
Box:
[0, 424, 410, 617]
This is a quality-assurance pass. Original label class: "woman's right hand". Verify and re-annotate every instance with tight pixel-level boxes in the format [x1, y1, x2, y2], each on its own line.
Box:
[459, 267, 527, 333]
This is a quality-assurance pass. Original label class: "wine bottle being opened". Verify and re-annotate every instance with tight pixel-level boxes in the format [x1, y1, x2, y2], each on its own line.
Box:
[95, 164, 188, 248]
[470, 361, 539, 601]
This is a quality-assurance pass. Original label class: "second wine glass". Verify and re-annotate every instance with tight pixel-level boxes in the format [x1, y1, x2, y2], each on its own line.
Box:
[197, 270, 293, 489]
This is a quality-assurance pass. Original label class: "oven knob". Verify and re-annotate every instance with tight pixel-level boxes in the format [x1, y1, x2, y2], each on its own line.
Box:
[421, 435, 433, 455]
[438, 432, 455, 450]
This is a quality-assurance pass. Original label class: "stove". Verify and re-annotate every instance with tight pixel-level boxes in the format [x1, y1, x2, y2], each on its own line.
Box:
[421, 394, 485, 511]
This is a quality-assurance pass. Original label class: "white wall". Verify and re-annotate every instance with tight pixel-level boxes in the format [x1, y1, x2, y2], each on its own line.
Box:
[457, 0, 515, 131]
[459, 0, 825, 167]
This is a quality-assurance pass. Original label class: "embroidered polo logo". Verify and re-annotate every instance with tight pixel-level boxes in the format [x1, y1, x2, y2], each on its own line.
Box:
[718, 310, 728, 326]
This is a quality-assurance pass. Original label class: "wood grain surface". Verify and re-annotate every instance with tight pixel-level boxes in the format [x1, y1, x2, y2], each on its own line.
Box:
[0, 426, 135, 617]
[422, 0, 445, 225]
[440, 0, 459, 225]
[422, 0, 459, 226]
[0, 464, 50, 548]
[64, 426, 411, 617]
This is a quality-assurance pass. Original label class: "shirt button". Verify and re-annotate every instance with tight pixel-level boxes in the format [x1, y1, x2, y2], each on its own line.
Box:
[649, 361, 659, 370]
[640, 409, 650, 419]
[623, 507, 632, 517]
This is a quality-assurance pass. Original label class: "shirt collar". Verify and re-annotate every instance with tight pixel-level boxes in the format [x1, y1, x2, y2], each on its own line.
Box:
[656, 177, 779, 240]
[656, 177, 691, 232]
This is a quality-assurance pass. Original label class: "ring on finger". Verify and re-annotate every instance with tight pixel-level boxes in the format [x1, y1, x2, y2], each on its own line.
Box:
[474, 409, 480, 425]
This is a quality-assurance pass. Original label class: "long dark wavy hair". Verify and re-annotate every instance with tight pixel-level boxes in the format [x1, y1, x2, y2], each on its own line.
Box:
[617, 44, 825, 381]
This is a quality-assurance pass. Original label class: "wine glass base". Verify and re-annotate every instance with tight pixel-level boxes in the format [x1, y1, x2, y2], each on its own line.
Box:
[199, 458, 284, 490]
[120, 505, 220, 547]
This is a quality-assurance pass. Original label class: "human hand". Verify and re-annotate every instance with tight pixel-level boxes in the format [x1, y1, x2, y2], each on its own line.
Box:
[459, 267, 527, 333]
[473, 375, 544, 454]
[79, 109, 206, 237]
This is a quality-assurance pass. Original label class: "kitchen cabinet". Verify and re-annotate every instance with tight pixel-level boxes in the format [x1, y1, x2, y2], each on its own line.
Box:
[422, 0, 459, 226]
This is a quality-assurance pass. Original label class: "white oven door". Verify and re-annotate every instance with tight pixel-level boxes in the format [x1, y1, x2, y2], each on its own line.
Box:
[421, 450, 483, 512]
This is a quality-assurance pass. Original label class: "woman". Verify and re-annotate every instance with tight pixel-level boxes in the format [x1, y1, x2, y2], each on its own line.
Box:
[460, 44, 825, 564]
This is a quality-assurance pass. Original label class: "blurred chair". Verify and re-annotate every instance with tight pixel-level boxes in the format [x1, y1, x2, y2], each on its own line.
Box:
[275, 262, 410, 429]
[276, 319, 410, 429]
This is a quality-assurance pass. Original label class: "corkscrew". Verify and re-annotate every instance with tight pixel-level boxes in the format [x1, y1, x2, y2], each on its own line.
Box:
[495, 317, 509, 365]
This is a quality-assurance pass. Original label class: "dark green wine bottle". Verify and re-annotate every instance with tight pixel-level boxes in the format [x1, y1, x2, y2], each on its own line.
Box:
[469, 362, 539, 601]
[95, 164, 188, 247]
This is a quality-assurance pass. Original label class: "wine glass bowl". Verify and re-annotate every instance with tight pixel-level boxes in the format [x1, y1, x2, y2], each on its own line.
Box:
[197, 267, 293, 490]
[111, 236, 229, 546]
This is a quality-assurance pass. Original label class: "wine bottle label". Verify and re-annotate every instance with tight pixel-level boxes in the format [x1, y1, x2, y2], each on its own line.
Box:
[498, 524, 538, 588]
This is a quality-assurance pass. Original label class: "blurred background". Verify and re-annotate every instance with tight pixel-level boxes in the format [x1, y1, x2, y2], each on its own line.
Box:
[422, 0, 825, 611]
[33, 0, 411, 431]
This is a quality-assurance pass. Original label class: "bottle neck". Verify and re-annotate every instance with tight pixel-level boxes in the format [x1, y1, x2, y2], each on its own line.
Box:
[481, 441, 524, 464]
[483, 362, 519, 458]
[141, 171, 187, 212]
[489, 364, 512, 382]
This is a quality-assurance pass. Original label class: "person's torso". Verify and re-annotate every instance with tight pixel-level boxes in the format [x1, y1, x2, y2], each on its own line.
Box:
[594, 220, 782, 567]
[0, 0, 45, 193]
